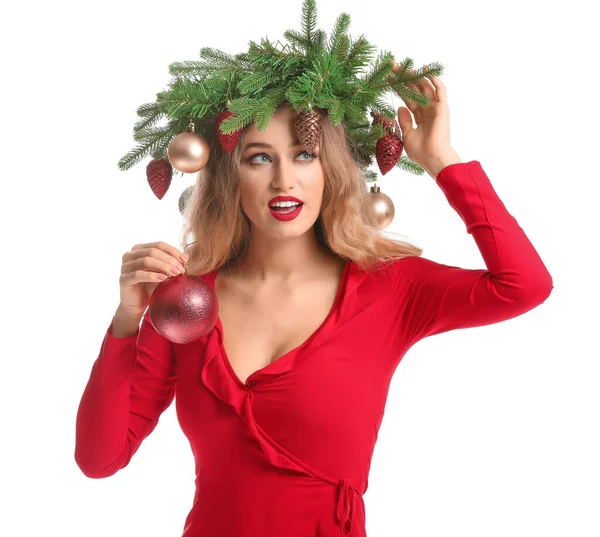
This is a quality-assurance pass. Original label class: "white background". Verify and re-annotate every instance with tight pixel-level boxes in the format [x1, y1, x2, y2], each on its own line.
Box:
[2, 0, 598, 536]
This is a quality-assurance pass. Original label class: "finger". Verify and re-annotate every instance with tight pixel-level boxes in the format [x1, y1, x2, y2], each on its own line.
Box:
[135, 241, 187, 265]
[155, 241, 188, 264]
[397, 107, 414, 137]
[428, 73, 447, 104]
[137, 270, 169, 282]
[419, 64, 438, 102]
[133, 248, 186, 276]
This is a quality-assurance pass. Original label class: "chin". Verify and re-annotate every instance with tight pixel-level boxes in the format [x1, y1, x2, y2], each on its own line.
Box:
[258, 208, 318, 235]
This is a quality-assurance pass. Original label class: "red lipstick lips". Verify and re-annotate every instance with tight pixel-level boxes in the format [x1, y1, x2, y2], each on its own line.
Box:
[268, 195, 304, 221]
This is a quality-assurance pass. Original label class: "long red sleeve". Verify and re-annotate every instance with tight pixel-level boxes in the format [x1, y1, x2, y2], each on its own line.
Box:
[390, 160, 553, 346]
[74, 310, 176, 478]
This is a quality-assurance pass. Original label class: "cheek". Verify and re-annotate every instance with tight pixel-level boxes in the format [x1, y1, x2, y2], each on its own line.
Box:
[239, 182, 261, 213]
[313, 179, 325, 204]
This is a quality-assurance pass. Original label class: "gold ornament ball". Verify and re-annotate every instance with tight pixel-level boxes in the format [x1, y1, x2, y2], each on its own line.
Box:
[179, 185, 195, 218]
[168, 132, 210, 174]
[370, 185, 395, 229]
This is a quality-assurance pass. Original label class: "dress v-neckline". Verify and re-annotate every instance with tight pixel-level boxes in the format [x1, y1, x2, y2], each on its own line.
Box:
[208, 260, 352, 389]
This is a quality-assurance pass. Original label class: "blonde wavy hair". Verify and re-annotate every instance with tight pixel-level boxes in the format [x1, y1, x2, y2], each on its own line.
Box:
[179, 102, 423, 276]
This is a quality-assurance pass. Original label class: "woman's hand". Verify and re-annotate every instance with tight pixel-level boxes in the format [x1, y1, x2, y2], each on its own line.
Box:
[396, 64, 462, 178]
[118, 241, 189, 319]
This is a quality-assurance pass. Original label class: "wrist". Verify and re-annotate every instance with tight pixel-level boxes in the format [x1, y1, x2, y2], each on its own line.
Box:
[423, 150, 463, 180]
[111, 310, 142, 338]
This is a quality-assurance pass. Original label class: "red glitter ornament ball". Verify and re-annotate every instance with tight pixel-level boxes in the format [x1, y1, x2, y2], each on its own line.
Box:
[148, 273, 218, 344]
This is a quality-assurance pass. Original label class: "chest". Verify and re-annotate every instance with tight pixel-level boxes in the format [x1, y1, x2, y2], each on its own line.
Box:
[215, 270, 343, 386]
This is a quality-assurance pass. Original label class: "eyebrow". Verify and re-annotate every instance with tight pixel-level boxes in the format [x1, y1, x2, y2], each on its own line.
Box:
[243, 141, 305, 151]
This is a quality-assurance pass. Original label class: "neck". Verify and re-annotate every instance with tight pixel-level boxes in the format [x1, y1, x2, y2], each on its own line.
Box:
[228, 229, 337, 284]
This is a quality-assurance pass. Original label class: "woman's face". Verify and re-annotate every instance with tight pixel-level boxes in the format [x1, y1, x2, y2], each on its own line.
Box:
[238, 104, 325, 240]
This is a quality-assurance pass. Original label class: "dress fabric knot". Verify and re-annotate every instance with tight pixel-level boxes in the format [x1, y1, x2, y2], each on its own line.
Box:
[336, 477, 354, 537]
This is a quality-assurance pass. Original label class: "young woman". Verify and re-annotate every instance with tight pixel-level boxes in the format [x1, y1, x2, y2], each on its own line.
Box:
[75, 74, 553, 537]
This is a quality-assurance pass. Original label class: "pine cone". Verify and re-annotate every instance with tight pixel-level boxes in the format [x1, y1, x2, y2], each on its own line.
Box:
[375, 133, 404, 175]
[146, 159, 173, 199]
[295, 109, 322, 153]
[215, 110, 243, 153]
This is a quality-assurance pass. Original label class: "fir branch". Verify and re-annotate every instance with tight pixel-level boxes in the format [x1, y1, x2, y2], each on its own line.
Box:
[301, 0, 318, 45]
[262, 86, 288, 107]
[168, 61, 210, 77]
[133, 124, 173, 144]
[421, 62, 444, 79]
[199, 47, 240, 68]
[347, 82, 380, 110]
[333, 35, 350, 64]
[387, 59, 445, 108]
[363, 50, 394, 90]
[249, 38, 304, 73]
[136, 102, 162, 118]
[313, 30, 327, 52]
[342, 102, 368, 126]
[237, 71, 273, 95]
[369, 99, 397, 121]
[150, 133, 175, 162]
[253, 97, 279, 131]
[363, 169, 378, 183]
[160, 78, 214, 119]
[133, 110, 166, 132]
[283, 29, 311, 52]
[202, 74, 231, 97]
[328, 12, 351, 59]
[313, 52, 342, 94]
[395, 155, 425, 174]
[118, 129, 171, 171]
[219, 97, 259, 133]
[118, 143, 154, 171]
[390, 81, 430, 107]
[231, 53, 256, 71]
[369, 122, 386, 141]
[286, 70, 319, 110]
[343, 35, 377, 74]
[393, 57, 414, 78]
[316, 96, 343, 125]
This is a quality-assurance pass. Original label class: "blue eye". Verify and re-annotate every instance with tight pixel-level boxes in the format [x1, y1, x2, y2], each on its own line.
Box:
[246, 151, 318, 164]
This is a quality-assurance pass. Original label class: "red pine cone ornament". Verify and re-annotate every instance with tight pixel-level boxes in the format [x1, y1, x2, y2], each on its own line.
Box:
[376, 133, 404, 175]
[146, 159, 173, 199]
[374, 113, 404, 176]
[295, 108, 322, 153]
[215, 110, 244, 153]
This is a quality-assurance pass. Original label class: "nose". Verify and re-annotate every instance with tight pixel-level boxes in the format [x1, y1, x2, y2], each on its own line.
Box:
[271, 159, 299, 190]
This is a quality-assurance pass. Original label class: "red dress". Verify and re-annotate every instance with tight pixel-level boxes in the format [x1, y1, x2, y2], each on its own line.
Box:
[75, 161, 553, 537]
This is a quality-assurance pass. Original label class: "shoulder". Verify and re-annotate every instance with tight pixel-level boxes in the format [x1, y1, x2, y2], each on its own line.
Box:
[363, 255, 434, 292]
